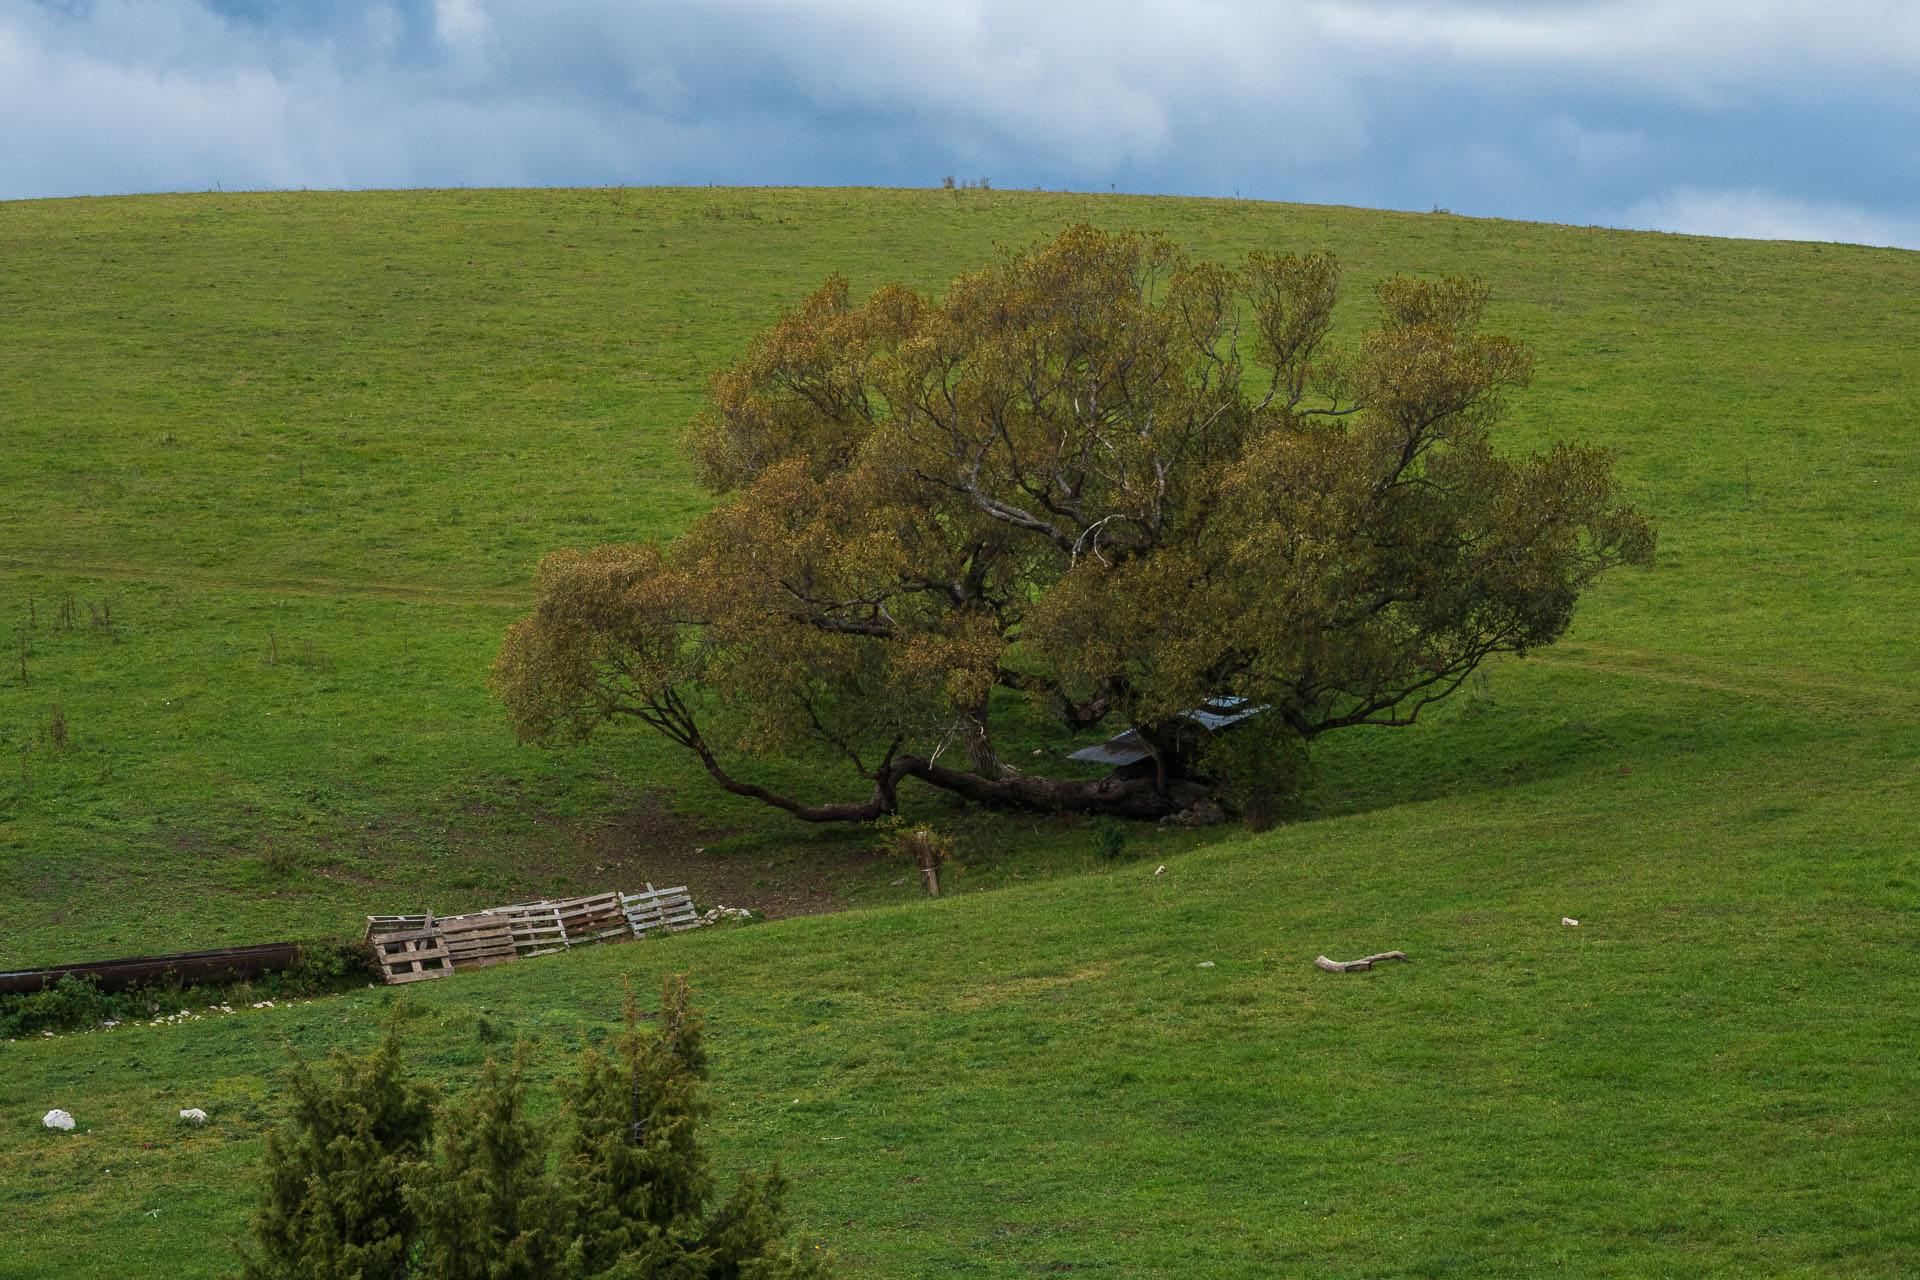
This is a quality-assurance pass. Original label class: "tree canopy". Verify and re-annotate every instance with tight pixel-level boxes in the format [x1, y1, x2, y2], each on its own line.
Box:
[495, 225, 1654, 822]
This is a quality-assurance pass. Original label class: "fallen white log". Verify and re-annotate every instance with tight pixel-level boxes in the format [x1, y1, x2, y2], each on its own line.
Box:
[1314, 951, 1409, 973]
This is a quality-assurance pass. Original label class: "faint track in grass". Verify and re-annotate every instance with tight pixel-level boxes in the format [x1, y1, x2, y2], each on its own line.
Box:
[0, 555, 530, 610]
[1531, 642, 1920, 720]
[11, 556, 1913, 719]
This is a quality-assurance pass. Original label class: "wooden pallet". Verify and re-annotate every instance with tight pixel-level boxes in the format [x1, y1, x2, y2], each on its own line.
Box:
[366, 914, 433, 938]
[499, 902, 570, 958]
[364, 885, 704, 983]
[621, 884, 701, 939]
[436, 912, 517, 971]
[554, 892, 629, 946]
[365, 917, 454, 984]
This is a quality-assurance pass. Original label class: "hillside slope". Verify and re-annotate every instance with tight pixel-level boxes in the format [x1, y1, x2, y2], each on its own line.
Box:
[1, 187, 1917, 1275]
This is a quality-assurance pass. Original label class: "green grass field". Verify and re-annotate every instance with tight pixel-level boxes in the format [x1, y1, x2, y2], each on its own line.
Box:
[2, 187, 1917, 1277]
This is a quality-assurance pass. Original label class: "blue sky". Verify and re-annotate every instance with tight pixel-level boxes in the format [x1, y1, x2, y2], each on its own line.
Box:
[4, 0, 1916, 248]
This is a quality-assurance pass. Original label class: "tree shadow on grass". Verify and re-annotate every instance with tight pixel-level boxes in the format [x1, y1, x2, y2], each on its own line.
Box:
[1292, 662, 1833, 824]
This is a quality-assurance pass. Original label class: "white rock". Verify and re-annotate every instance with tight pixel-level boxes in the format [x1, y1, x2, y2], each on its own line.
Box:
[1562, 917, 1579, 926]
[43, 1109, 75, 1131]
[1197, 961, 1216, 968]
[179, 1108, 209, 1124]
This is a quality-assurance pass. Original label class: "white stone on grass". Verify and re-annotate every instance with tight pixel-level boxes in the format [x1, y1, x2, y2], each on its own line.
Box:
[43, 1109, 75, 1131]
[179, 1108, 209, 1124]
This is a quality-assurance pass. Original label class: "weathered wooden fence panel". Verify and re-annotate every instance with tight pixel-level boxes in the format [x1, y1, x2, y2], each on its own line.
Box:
[366, 918, 454, 984]
[500, 903, 569, 958]
[437, 913, 517, 971]
[621, 885, 700, 939]
[555, 892, 628, 945]
[365, 885, 708, 984]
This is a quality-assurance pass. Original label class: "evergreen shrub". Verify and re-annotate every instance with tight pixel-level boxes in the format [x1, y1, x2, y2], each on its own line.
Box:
[235, 975, 828, 1280]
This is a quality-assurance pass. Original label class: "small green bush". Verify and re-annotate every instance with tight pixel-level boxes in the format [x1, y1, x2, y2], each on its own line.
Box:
[234, 975, 829, 1280]
[1202, 716, 1313, 831]
[0, 974, 116, 1039]
[238, 1013, 437, 1280]
[269, 939, 379, 993]
[412, 1044, 559, 1280]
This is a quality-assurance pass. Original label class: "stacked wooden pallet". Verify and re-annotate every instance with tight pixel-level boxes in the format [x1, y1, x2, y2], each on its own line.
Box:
[437, 912, 517, 970]
[499, 902, 568, 958]
[365, 915, 455, 984]
[622, 884, 702, 938]
[558, 891, 630, 945]
[365, 885, 704, 985]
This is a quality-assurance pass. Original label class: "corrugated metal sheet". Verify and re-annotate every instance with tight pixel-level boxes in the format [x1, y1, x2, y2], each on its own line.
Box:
[1067, 729, 1150, 766]
[1065, 697, 1264, 765]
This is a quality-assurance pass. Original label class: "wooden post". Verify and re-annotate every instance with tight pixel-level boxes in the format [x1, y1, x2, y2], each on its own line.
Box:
[915, 829, 940, 897]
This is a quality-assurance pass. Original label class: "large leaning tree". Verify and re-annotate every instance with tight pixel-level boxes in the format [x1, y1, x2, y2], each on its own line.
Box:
[495, 225, 1654, 822]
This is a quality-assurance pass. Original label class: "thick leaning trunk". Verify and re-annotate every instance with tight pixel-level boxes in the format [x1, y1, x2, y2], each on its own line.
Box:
[902, 758, 1211, 819]
[681, 742, 1209, 823]
[686, 738, 905, 823]
[956, 694, 1008, 777]
[647, 698, 1210, 823]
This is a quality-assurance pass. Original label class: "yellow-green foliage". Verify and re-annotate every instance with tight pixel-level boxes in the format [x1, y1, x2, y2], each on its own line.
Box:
[496, 226, 1651, 825]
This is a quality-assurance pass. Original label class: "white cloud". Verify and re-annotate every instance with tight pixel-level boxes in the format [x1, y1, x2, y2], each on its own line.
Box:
[0, 0, 1917, 255]
[433, 0, 500, 68]
[1305, 1, 1920, 88]
[1619, 186, 1920, 249]
[0, 5, 313, 195]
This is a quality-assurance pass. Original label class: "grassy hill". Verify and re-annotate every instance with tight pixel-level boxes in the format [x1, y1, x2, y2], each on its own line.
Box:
[2, 187, 1918, 1276]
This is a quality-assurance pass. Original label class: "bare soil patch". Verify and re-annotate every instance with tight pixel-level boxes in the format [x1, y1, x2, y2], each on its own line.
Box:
[596, 803, 876, 920]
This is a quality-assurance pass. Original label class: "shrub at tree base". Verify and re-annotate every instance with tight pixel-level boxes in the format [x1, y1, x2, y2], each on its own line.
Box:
[236, 976, 826, 1280]
[495, 226, 1653, 825]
